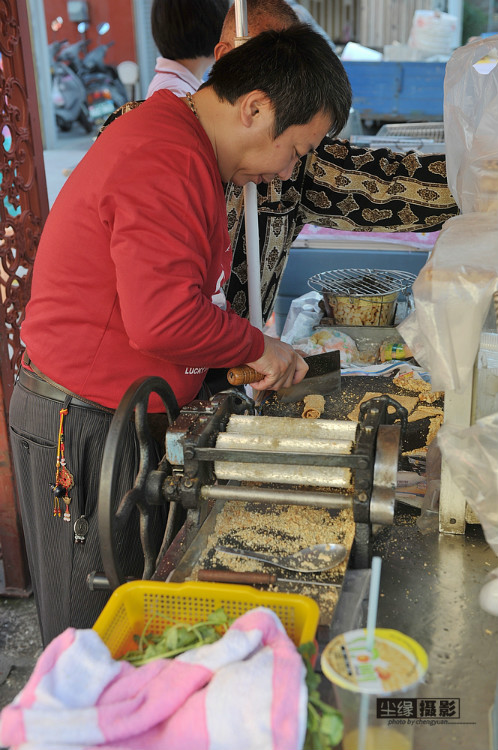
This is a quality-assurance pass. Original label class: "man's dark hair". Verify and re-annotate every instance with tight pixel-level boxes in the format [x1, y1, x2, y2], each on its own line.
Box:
[151, 0, 229, 60]
[203, 24, 352, 138]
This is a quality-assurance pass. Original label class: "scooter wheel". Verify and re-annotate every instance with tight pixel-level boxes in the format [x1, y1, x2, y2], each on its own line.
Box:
[78, 105, 94, 134]
[56, 116, 72, 132]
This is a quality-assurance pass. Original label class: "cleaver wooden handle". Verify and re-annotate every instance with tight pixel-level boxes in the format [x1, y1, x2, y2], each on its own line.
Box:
[227, 366, 264, 385]
[198, 569, 276, 585]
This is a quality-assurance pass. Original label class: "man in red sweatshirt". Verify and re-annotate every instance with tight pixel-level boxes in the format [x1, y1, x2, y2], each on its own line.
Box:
[9, 25, 352, 645]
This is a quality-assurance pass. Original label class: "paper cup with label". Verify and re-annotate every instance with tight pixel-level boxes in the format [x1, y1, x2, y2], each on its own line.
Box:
[321, 628, 428, 750]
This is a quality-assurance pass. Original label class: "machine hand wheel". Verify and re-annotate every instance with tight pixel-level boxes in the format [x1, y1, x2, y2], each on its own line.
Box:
[98, 376, 179, 590]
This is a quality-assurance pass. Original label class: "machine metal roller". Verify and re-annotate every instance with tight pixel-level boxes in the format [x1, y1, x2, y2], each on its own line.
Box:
[214, 424, 354, 488]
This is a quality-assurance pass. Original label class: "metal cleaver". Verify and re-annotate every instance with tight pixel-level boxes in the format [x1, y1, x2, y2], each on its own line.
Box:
[276, 349, 341, 402]
[226, 349, 341, 403]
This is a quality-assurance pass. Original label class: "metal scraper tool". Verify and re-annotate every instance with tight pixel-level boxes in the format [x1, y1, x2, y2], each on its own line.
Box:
[226, 349, 341, 403]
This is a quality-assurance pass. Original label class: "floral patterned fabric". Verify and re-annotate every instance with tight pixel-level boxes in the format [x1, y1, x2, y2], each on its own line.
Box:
[225, 138, 458, 323]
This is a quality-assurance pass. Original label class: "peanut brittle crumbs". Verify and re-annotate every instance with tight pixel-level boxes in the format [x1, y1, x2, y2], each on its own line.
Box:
[402, 411, 444, 455]
[343, 378, 445, 455]
[426, 414, 444, 445]
[347, 391, 381, 421]
[269, 581, 340, 622]
[403, 412, 444, 452]
[402, 446, 428, 458]
[407, 405, 444, 422]
[419, 390, 445, 404]
[393, 372, 431, 392]
[393, 371, 444, 403]
[346, 392, 418, 422]
[188, 501, 355, 625]
[202, 502, 355, 556]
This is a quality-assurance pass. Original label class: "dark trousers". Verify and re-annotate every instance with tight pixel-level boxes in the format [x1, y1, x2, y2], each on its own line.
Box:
[9, 381, 161, 646]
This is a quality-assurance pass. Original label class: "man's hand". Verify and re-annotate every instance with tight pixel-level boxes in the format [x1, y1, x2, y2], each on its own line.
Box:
[245, 335, 308, 391]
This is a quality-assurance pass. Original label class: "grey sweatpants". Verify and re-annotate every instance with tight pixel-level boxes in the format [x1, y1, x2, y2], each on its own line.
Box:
[9, 380, 163, 646]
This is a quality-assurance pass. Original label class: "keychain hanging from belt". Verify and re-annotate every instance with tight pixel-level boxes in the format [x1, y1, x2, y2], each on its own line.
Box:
[50, 395, 74, 522]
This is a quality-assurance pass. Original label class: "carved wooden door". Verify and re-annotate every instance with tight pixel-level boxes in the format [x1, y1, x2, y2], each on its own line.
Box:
[0, 0, 49, 594]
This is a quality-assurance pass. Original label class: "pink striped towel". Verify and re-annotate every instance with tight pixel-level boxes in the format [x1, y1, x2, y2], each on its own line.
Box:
[0, 606, 307, 750]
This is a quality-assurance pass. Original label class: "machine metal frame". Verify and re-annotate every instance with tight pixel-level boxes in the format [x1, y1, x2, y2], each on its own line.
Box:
[96, 378, 407, 589]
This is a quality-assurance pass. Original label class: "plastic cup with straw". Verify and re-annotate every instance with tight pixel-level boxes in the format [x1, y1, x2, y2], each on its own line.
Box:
[321, 556, 428, 750]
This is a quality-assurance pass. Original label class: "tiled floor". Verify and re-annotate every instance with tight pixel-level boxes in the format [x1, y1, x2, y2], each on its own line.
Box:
[43, 130, 95, 206]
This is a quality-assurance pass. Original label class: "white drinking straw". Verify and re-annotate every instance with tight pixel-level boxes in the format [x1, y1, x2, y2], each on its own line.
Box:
[358, 556, 382, 749]
[366, 556, 382, 651]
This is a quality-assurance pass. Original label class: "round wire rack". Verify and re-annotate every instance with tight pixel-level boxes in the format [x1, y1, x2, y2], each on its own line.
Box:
[307, 268, 418, 326]
[307, 268, 417, 297]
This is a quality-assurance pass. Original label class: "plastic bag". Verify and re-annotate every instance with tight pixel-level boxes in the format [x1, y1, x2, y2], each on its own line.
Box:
[399, 37, 498, 393]
[293, 327, 359, 366]
[437, 415, 498, 614]
[444, 35, 498, 215]
[280, 291, 323, 345]
[437, 415, 498, 554]
[398, 213, 498, 393]
[437, 414, 498, 616]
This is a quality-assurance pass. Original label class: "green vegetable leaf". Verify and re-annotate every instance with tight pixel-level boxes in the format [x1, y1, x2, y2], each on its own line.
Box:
[320, 711, 344, 747]
[298, 641, 316, 662]
[207, 608, 229, 626]
[299, 641, 343, 750]
[174, 627, 198, 649]
[139, 641, 168, 661]
[164, 625, 179, 651]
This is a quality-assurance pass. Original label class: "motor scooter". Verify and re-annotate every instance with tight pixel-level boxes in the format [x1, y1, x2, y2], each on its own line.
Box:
[56, 38, 91, 75]
[79, 40, 129, 126]
[49, 39, 93, 133]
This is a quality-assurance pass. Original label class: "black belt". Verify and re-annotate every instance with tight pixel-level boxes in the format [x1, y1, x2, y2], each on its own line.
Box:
[18, 366, 111, 412]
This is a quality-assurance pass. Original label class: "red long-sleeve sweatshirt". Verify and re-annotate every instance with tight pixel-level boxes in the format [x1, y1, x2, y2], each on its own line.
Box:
[22, 90, 264, 410]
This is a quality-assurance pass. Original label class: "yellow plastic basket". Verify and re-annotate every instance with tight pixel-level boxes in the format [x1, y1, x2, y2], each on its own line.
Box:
[93, 580, 320, 659]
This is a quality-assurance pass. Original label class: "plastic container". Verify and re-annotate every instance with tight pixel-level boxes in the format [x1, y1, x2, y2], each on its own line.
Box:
[379, 342, 413, 362]
[408, 10, 458, 57]
[321, 628, 428, 750]
[324, 291, 398, 326]
[474, 331, 498, 420]
[307, 269, 416, 328]
[93, 580, 320, 658]
[341, 41, 383, 62]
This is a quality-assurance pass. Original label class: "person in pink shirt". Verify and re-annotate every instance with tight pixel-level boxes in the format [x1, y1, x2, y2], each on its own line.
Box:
[146, 0, 229, 98]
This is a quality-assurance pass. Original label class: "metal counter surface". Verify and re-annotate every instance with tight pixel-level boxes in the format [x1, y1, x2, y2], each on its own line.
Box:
[170, 501, 497, 749]
[324, 510, 498, 750]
